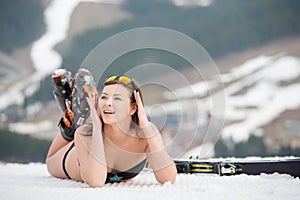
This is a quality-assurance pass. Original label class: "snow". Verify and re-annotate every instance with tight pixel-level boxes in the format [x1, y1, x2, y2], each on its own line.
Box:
[257, 56, 300, 83]
[1, 163, 300, 200]
[222, 55, 300, 142]
[8, 120, 55, 135]
[1, 0, 300, 147]
[171, 0, 212, 7]
[4, 50, 300, 144]
[30, 0, 124, 74]
[7, 52, 300, 143]
[0, 0, 124, 110]
[0, 0, 84, 110]
[159, 54, 300, 143]
[30, 0, 85, 74]
[219, 55, 273, 83]
[164, 80, 218, 99]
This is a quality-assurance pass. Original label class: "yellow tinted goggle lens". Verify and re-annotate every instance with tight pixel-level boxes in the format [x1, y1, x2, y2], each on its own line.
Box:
[105, 75, 132, 85]
[118, 76, 132, 84]
[105, 75, 118, 83]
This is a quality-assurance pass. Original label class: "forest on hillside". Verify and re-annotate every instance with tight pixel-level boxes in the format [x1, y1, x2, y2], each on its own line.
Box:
[1, 128, 299, 163]
[0, 129, 51, 163]
[61, 0, 300, 71]
[1, 0, 300, 66]
[1, 0, 300, 122]
[0, 0, 45, 53]
[28, 0, 300, 105]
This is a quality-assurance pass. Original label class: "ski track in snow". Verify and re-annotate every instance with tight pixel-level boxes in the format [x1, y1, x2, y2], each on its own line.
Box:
[0, 163, 299, 200]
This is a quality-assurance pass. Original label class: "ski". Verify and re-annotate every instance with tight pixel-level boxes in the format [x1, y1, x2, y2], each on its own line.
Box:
[174, 158, 300, 178]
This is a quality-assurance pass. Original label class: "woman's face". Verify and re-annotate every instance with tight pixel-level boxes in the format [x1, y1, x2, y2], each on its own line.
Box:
[99, 84, 136, 125]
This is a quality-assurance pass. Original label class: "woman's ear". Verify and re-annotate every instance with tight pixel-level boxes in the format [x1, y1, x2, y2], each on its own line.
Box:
[130, 103, 137, 116]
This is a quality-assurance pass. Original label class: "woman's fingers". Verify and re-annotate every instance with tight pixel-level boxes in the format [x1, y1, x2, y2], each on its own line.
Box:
[86, 93, 92, 104]
[134, 90, 150, 128]
[134, 90, 142, 107]
[135, 90, 145, 113]
[86, 93, 97, 109]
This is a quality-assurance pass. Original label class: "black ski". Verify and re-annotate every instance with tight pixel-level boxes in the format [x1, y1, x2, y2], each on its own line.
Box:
[174, 158, 300, 178]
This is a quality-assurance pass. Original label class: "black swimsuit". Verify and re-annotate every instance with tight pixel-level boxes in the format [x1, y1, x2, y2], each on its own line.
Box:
[105, 158, 147, 183]
[62, 142, 147, 183]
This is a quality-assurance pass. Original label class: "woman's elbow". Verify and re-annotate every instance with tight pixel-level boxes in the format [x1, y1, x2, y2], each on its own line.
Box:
[80, 159, 107, 187]
[84, 173, 107, 188]
[156, 167, 177, 184]
[167, 164, 177, 184]
[87, 179, 105, 188]
[157, 174, 176, 185]
[169, 173, 177, 184]
[81, 168, 107, 188]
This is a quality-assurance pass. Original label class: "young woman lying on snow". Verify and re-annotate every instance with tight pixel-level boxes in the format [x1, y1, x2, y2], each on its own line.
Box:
[46, 69, 177, 187]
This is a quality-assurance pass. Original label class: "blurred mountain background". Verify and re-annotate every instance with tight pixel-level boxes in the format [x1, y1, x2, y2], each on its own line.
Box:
[1, 0, 300, 163]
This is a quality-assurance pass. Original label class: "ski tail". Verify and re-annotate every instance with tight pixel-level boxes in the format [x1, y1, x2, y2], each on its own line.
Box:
[234, 159, 300, 177]
[174, 158, 300, 178]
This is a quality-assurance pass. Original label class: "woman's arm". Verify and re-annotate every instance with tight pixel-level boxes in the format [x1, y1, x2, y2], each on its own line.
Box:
[75, 93, 107, 187]
[134, 91, 177, 184]
[144, 124, 177, 184]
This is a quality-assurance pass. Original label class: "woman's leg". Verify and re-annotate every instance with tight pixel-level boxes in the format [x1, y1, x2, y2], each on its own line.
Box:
[46, 133, 69, 159]
[46, 133, 82, 181]
[45, 124, 105, 185]
[45, 125, 102, 183]
[46, 68, 77, 178]
[45, 133, 72, 179]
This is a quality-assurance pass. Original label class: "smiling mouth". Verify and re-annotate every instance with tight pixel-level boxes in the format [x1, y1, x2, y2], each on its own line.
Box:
[103, 110, 115, 114]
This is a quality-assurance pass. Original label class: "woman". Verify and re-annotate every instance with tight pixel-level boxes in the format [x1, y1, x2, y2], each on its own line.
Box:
[46, 69, 177, 187]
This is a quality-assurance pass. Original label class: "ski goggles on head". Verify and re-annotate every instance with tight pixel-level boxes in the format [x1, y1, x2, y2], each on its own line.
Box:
[105, 75, 132, 85]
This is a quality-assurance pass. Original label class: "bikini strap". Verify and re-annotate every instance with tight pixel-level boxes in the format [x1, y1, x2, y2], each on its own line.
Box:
[62, 142, 75, 179]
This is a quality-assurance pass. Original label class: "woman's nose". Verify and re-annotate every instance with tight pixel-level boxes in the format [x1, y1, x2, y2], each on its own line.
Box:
[105, 97, 112, 106]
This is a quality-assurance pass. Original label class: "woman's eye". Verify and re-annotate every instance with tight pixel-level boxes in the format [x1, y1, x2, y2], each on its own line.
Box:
[101, 96, 107, 99]
[114, 97, 122, 101]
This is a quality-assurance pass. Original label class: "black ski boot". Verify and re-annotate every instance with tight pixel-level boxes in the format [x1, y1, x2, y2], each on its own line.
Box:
[52, 69, 76, 141]
[52, 69, 73, 112]
[72, 68, 98, 128]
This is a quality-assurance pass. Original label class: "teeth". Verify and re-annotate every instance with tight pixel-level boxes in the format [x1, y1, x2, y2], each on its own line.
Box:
[104, 111, 114, 114]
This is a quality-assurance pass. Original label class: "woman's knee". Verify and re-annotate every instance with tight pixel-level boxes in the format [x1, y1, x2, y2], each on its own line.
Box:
[45, 149, 67, 179]
[45, 157, 58, 177]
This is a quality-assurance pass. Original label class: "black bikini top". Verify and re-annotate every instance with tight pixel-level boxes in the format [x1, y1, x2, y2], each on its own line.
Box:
[106, 159, 147, 183]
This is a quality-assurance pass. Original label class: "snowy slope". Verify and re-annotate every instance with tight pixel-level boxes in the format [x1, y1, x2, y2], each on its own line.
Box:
[162, 54, 300, 144]
[1, 163, 300, 200]
[0, 0, 123, 110]
[222, 55, 300, 142]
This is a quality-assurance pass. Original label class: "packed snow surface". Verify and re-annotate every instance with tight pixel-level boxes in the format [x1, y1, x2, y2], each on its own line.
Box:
[1, 163, 300, 200]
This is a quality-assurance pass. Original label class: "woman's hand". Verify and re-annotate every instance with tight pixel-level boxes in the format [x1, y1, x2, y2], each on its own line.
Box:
[86, 93, 102, 128]
[134, 90, 150, 129]
[86, 91, 98, 109]
[134, 90, 176, 183]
